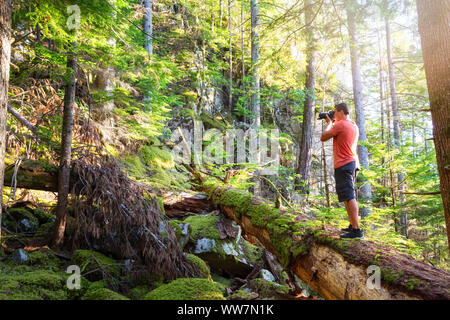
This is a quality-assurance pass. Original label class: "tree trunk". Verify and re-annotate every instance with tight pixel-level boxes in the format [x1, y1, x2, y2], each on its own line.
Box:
[345, 1, 372, 217]
[205, 184, 450, 300]
[228, 0, 233, 113]
[416, 0, 450, 251]
[52, 51, 77, 247]
[0, 0, 11, 240]
[295, 0, 316, 194]
[385, 17, 407, 237]
[251, 0, 261, 195]
[143, 0, 153, 55]
[143, 0, 153, 106]
[377, 27, 386, 189]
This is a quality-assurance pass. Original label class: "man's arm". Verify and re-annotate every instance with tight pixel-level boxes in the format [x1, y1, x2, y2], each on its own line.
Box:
[320, 116, 335, 142]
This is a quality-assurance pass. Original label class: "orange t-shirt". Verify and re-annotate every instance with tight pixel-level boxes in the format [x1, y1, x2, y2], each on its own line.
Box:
[329, 119, 359, 169]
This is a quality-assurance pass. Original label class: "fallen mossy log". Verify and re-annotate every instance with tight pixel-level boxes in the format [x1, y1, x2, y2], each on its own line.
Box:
[204, 183, 450, 300]
[4, 159, 60, 192]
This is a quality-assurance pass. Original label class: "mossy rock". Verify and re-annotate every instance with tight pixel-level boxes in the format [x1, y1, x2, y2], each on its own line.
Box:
[71, 250, 120, 281]
[3, 207, 39, 232]
[229, 289, 258, 300]
[186, 254, 211, 279]
[143, 278, 226, 300]
[28, 249, 62, 271]
[0, 269, 68, 300]
[249, 278, 290, 299]
[81, 288, 129, 300]
[183, 215, 220, 241]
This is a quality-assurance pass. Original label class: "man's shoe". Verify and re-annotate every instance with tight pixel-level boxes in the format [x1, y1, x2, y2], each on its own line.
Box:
[340, 224, 353, 233]
[340, 228, 364, 239]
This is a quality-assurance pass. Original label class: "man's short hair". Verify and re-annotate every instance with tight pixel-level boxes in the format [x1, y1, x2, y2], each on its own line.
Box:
[335, 103, 350, 115]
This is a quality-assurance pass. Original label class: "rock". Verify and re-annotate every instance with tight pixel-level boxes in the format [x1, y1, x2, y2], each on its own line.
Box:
[19, 218, 36, 232]
[183, 213, 264, 278]
[194, 238, 217, 254]
[123, 259, 135, 273]
[143, 278, 225, 300]
[247, 278, 290, 299]
[12, 249, 29, 264]
[169, 221, 190, 249]
[260, 269, 276, 282]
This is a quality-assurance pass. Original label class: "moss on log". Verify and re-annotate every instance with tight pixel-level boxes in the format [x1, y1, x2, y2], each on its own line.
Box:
[203, 182, 450, 300]
[4, 159, 59, 192]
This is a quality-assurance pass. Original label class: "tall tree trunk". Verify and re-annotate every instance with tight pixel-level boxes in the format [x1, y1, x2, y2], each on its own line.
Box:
[143, 0, 153, 106]
[228, 0, 233, 113]
[0, 0, 11, 240]
[386, 17, 407, 237]
[241, 0, 247, 124]
[377, 27, 386, 190]
[416, 0, 450, 251]
[143, 0, 153, 55]
[345, 1, 372, 217]
[52, 50, 77, 247]
[295, 0, 316, 194]
[251, 0, 260, 195]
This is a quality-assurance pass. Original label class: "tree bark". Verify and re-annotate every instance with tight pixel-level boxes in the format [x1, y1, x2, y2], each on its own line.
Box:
[0, 0, 11, 240]
[416, 0, 450, 251]
[143, 0, 153, 55]
[228, 0, 233, 113]
[295, 0, 316, 194]
[52, 51, 77, 247]
[251, 0, 261, 195]
[345, 1, 372, 217]
[205, 184, 450, 300]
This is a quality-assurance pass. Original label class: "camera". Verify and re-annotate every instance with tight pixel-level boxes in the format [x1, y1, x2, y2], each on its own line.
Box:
[318, 110, 335, 121]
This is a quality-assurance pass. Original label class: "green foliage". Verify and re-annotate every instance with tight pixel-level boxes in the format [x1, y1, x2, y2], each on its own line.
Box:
[143, 278, 225, 300]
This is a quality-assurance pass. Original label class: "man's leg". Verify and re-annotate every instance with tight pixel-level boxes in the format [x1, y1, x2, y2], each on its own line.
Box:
[344, 198, 359, 229]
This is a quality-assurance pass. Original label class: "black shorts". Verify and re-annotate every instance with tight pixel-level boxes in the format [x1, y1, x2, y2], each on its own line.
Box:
[334, 161, 358, 202]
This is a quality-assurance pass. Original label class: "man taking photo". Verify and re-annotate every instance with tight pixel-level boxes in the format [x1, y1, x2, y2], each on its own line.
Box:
[320, 103, 363, 239]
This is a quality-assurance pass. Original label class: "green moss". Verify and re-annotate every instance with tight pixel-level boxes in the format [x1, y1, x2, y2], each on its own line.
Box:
[34, 221, 54, 238]
[5, 207, 39, 231]
[229, 289, 255, 300]
[199, 112, 228, 131]
[28, 249, 62, 270]
[211, 273, 232, 294]
[31, 208, 54, 224]
[292, 243, 308, 258]
[71, 250, 120, 280]
[123, 154, 148, 178]
[81, 288, 129, 300]
[250, 278, 290, 298]
[143, 278, 226, 300]
[381, 268, 405, 283]
[0, 269, 68, 300]
[241, 240, 263, 265]
[186, 254, 211, 279]
[406, 277, 421, 291]
[127, 285, 150, 300]
[183, 215, 220, 241]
